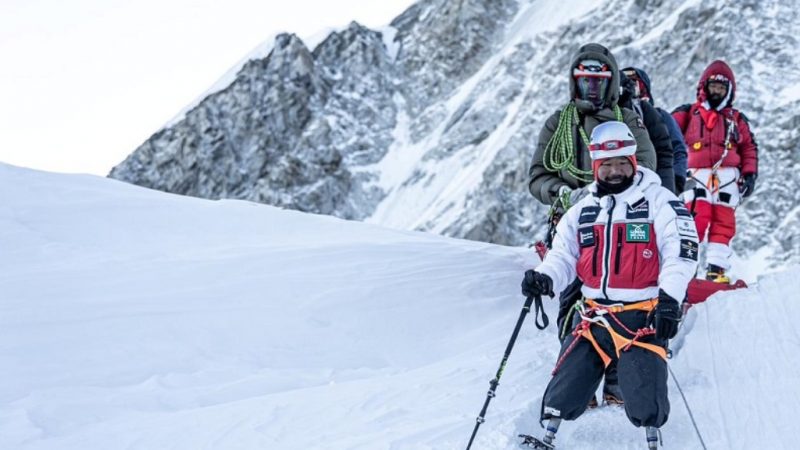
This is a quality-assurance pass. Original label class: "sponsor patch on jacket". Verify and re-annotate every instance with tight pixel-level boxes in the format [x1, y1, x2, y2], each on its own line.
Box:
[578, 206, 601, 224]
[626, 199, 649, 219]
[679, 239, 699, 261]
[625, 223, 650, 243]
[676, 218, 698, 238]
[668, 200, 692, 217]
[578, 226, 595, 248]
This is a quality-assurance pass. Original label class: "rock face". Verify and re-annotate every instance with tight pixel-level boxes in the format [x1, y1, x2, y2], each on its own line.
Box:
[111, 25, 397, 220]
[111, 0, 800, 266]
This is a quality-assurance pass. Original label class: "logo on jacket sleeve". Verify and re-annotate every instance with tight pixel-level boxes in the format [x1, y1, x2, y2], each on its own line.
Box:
[626, 199, 649, 219]
[625, 223, 650, 243]
[676, 218, 698, 238]
[668, 201, 692, 218]
[679, 239, 699, 261]
[578, 226, 596, 248]
[579, 206, 601, 224]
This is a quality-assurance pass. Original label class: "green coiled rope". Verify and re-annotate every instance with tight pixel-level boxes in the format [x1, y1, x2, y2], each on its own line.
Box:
[559, 300, 585, 341]
[543, 103, 624, 184]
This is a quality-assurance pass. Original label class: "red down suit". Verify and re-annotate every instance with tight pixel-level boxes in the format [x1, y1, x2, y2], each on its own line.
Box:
[671, 60, 758, 176]
[671, 60, 758, 268]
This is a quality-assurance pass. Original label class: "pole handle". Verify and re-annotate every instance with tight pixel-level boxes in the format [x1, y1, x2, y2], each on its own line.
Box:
[533, 295, 549, 330]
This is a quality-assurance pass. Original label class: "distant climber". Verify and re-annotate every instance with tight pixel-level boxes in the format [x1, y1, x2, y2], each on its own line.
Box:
[672, 60, 758, 283]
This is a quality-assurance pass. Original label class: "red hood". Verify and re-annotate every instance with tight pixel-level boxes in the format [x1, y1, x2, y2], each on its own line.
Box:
[696, 60, 736, 108]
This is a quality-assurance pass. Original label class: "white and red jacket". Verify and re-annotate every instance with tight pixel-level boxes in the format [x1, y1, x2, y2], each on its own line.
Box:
[537, 168, 699, 303]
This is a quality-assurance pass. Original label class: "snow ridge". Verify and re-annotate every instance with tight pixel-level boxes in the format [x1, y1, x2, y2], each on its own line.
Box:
[1, 162, 795, 449]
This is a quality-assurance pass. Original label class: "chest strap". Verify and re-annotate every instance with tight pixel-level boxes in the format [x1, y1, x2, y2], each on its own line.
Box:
[585, 298, 657, 313]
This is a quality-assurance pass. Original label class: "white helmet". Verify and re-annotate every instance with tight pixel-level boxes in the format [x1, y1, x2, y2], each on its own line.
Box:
[589, 121, 637, 161]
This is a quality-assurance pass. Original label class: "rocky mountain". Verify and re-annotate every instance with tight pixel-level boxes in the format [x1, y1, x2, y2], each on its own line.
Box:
[110, 0, 800, 266]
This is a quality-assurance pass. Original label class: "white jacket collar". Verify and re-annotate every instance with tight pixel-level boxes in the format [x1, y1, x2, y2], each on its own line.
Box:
[587, 167, 661, 208]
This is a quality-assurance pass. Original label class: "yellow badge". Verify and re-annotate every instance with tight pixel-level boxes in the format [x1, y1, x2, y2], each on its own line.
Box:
[692, 142, 702, 151]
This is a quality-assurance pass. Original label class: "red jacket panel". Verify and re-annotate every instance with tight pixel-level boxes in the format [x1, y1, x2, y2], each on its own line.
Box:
[577, 225, 603, 289]
[607, 223, 660, 290]
[672, 105, 758, 175]
[576, 222, 660, 292]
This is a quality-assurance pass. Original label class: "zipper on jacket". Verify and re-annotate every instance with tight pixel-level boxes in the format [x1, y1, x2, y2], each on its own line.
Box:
[592, 229, 599, 277]
[576, 115, 585, 175]
[615, 226, 623, 274]
[693, 107, 703, 139]
[601, 197, 616, 299]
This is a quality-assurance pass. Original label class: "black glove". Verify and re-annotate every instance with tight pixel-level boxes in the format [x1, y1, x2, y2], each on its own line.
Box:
[739, 173, 757, 198]
[618, 73, 637, 104]
[521, 270, 554, 298]
[649, 289, 682, 340]
[675, 175, 686, 194]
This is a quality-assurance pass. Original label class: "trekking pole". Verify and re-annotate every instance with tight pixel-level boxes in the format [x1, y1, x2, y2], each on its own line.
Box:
[465, 294, 548, 450]
[668, 365, 708, 450]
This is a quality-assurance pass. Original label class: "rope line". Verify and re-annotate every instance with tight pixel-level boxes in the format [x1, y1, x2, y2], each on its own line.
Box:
[667, 364, 708, 450]
[543, 104, 625, 183]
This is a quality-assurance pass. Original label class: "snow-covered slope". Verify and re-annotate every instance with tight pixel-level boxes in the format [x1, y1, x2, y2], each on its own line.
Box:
[1, 163, 796, 449]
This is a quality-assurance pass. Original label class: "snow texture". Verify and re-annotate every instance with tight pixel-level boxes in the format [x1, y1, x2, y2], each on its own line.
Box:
[1, 162, 796, 449]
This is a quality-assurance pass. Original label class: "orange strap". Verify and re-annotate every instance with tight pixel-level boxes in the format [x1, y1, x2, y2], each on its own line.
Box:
[580, 298, 667, 361]
[576, 324, 613, 368]
[706, 172, 721, 194]
[585, 298, 658, 314]
[606, 326, 668, 360]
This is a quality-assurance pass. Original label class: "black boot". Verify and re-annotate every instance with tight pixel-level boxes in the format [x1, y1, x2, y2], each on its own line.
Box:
[705, 264, 730, 283]
[602, 382, 624, 406]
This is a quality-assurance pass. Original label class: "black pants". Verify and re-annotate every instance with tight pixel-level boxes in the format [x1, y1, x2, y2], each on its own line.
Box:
[541, 309, 670, 428]
[557, 280, 621, 398]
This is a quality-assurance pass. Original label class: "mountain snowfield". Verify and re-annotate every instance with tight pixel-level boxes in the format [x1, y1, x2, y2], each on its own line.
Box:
[1, 162, 796, 449]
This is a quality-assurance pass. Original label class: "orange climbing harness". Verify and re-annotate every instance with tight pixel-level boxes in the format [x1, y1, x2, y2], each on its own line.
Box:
[551, 298, 666, 376]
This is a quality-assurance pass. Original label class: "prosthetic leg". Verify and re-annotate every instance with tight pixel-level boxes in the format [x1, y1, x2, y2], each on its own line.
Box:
[519, 418, 561, 449]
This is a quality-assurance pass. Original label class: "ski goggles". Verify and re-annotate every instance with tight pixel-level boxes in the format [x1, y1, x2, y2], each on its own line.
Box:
[622, 69, 638, 79]
[708, 73, 730, 83]
[705, 74, 730, 92]
[573, 65, 612, 78]
[574, 59, 612, 78]
[588, 140, 636, 152]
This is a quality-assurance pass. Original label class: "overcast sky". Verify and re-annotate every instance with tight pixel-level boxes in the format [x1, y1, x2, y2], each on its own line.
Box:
[0, 0, 416, 175]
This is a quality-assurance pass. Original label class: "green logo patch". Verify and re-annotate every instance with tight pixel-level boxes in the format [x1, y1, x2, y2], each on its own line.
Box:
[626, 223, 650, 243]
